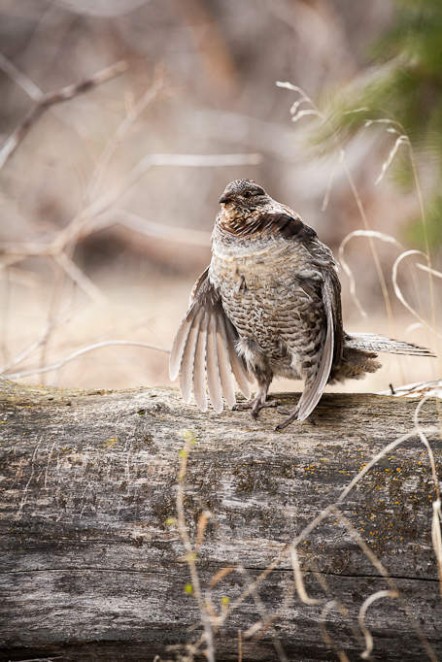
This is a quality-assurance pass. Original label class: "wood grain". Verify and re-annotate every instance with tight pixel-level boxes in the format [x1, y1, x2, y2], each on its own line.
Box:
[0, 382, 441, 661]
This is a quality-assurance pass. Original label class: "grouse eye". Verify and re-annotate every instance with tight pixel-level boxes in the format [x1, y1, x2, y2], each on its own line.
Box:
[243, 190, 253, 198]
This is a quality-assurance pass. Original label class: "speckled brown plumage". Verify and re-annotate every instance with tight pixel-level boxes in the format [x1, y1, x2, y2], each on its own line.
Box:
[170, 179, 434, 429]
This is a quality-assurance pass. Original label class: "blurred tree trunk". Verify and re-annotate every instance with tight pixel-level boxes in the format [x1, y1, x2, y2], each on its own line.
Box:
[0, 382, 441, 661]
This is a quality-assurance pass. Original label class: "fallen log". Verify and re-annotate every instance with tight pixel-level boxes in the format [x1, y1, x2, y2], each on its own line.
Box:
[0, 381, 441, 662]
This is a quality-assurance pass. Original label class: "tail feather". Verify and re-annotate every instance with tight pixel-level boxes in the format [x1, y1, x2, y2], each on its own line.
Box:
[214, 315, 237, 408]
[345, 333, 435, 357]
[179, 308, 204, 403]
[221, 317, 253, 398]
[206, 315, 224, 413]
[192, 312, 209, 411]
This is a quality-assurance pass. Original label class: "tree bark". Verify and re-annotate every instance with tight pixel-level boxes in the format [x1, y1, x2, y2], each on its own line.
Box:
[0, 381, 441, 662]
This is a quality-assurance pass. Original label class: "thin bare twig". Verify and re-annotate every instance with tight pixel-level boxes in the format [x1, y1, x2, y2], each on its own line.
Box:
[0, 51, 42, 100]
[176, 431, 215, 662]
[1, 153, 260, 257]
[319, 600, 350, 662]
[364, 118, 437, 337]
[0, 60, 127, 170]
[289, 545, 321, 606]
[0, 307, 73, 375]
[276, 82, 395, 326]
[87, 66, 168, 200]
[54, 253, 107, 305]
[3, 340, 169, 380]
[392, 250, 442, 341]
[417, 263, 442, 280]
[111, 209, 211, 247]
[37, 260, 68, 385]
[340, 150, 394, 325]
[0, 269, 11, 365]
[328, 507, 437, 662]
[358, 589, 399, 659]
[338, 229, 402, 318]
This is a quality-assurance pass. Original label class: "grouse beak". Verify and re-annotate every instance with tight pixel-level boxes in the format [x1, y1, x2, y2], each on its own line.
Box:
[219, 193, 232, 204]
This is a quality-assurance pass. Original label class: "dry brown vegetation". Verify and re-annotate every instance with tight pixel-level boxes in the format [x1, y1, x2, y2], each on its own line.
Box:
[1, 2, 441, 660]
[0, 0, 439, 393]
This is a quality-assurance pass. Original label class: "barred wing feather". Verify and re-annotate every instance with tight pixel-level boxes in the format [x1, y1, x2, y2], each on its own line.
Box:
[169, 268, 252, 411]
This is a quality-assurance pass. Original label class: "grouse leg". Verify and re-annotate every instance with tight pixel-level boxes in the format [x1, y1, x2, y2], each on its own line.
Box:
[234, 369, 277, 418]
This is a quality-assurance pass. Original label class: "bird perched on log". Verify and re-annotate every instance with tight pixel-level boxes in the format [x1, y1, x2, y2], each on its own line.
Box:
[170, 179, 434, 430]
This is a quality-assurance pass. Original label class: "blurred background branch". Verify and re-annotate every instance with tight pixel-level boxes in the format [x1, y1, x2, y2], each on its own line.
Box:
[0, 0, 439, 391]
[0, 59, 127, 169]
[0, 7, 441, 660]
